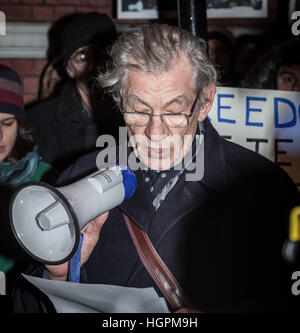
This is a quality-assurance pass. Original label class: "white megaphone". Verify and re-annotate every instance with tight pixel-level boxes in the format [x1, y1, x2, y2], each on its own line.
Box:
[10, 165, 137, 265]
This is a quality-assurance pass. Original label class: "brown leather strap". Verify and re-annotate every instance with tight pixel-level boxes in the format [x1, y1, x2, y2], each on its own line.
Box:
[123, 213, 196, 312]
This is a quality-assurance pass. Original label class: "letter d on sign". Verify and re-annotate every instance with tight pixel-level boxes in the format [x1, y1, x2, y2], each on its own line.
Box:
[0, 271, 5, 295]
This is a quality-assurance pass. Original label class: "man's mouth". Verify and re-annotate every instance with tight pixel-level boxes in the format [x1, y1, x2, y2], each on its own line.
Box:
[147, 147, 170, 159]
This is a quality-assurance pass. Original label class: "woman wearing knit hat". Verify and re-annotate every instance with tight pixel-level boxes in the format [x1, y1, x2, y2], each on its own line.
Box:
[0, 65, 52, 283]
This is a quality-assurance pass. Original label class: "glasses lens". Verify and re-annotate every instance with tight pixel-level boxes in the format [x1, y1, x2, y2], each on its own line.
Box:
[162, 114, 188, 128]
[124, 112, 150, 126]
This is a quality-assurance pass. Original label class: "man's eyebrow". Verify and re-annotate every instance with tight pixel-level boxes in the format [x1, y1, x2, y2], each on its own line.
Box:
[165, 95, 190, 107]
[127, 95, 152, 109]
[127, 94, 190, 108]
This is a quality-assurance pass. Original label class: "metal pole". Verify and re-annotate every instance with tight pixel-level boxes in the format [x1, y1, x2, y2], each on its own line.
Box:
[177, 0, 208, 41]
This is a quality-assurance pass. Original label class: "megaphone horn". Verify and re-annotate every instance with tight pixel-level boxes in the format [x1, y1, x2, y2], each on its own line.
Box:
[10, 165, 137, 265]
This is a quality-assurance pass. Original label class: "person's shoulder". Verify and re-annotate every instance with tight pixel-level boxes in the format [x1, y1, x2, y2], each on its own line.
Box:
[27, 94, 60, 112]
[25, 96, 59, 124]
[223, 138, 273, 168]
[29, 160, 52, 182]
[223, 138, 297, 191]
[56, 150, 100, 186]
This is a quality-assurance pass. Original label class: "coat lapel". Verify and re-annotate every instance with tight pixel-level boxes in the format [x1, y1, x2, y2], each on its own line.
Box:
[119, 168, 156, 232]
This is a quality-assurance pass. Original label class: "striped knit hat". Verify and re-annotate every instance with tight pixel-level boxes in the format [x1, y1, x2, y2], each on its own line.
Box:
[0, 65, 25, 124]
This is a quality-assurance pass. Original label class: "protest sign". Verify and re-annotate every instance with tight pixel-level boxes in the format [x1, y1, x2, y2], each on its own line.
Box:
[209, 87, 300, 187]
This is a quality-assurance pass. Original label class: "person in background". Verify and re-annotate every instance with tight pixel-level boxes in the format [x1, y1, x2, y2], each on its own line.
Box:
[0, 65, 52, 291]
[38, 57, 66, 101]
[234, 34, 266, 84]
[26, 12, 123, 173]
[207, 29, 238, 87]
[242, 37, 300, 91]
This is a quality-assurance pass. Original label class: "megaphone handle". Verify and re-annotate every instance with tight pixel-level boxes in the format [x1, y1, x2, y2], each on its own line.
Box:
[68, 233, 84, 283]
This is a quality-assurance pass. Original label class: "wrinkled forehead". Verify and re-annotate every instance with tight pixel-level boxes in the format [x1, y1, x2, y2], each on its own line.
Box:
[125, 54, 194, 92]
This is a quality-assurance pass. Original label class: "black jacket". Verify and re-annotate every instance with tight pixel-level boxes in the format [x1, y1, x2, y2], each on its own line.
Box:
[12, 119, 300, 313]
[26, 80, 123, 172]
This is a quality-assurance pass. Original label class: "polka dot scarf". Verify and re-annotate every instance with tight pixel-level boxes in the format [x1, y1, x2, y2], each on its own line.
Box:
[141, 122, 204, 211]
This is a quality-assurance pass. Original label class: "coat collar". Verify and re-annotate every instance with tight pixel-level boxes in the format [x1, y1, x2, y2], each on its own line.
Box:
[199, 118, 229, 192]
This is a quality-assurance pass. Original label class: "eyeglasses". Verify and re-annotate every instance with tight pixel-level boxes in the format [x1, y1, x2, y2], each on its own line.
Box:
[122, 92, 200, 128]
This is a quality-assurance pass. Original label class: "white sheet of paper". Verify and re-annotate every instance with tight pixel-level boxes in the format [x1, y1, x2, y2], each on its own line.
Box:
[23, 274, 169, 313]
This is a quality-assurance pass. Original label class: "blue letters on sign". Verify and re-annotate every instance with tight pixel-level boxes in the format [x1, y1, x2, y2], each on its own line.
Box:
[217, 94, 235, 124]
[274, 97, 297, 128]
[246, 96, 266, 127]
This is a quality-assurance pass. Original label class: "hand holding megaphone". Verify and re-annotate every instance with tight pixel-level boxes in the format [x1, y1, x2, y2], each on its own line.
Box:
[45, 212, 109, 281]
[10, 165, 137, 266]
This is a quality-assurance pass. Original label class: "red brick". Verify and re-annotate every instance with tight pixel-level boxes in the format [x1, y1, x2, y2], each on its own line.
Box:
[0, 59, 36, 76]
[22, 0, 43, 4]
[74, 6, 95, 14]
[89, 0, 111, 6]
[1, 5, 32, 21]
[77, 6, 112, 16]
[34, 59, 48, 76]
[54, 5, 75, 20]
[46, 0, 89, 4]
[23, 76, 40, 94]
[0, 0, 20, 3]
[32, 5, 54, 22]
[24, 93, 37, 105]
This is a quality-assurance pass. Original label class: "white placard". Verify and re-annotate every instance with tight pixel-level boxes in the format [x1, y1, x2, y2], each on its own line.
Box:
[209, 87, 300, 187]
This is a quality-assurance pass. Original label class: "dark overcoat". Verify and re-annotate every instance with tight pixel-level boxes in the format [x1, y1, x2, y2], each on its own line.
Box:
[12, 119, 300, 313]
[25, 80, 123, 172]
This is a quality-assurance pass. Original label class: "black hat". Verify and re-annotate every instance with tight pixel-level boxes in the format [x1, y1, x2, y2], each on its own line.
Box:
[207, 31, 234, 54]
[61, 12, 116, 68]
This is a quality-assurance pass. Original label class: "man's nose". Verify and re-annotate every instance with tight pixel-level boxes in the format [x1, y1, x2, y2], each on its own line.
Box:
[145, 115, 168, 142]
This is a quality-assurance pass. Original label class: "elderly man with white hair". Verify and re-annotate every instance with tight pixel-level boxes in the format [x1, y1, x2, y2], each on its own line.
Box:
[13, 24, 300, 313]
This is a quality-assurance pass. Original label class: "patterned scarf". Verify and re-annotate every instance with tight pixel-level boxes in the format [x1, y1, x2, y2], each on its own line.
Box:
[0, 147, 40, 189]
[140, 122, 205, 210]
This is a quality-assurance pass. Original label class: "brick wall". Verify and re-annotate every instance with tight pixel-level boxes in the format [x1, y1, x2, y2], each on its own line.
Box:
[0, 58, 47, 105]
[0, 0, 112, 23]
[0, 0, 114, 106]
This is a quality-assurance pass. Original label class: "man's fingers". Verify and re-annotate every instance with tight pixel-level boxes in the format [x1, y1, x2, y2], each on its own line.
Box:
[82, 211, 109, 235]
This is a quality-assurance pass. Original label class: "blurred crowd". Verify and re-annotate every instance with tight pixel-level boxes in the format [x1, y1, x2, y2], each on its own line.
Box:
[207, 27, 300, 91]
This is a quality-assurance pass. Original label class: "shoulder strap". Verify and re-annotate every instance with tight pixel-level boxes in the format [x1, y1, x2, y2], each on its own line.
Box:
[122, 213, 197, 312]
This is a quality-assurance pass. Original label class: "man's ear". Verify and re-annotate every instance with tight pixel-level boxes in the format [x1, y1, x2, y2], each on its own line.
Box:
[197, 84, 216, 122]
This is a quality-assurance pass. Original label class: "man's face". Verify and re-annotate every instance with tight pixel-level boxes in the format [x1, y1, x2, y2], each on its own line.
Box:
[123, 55, 213, 171]
[276, 64, 300, 91]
